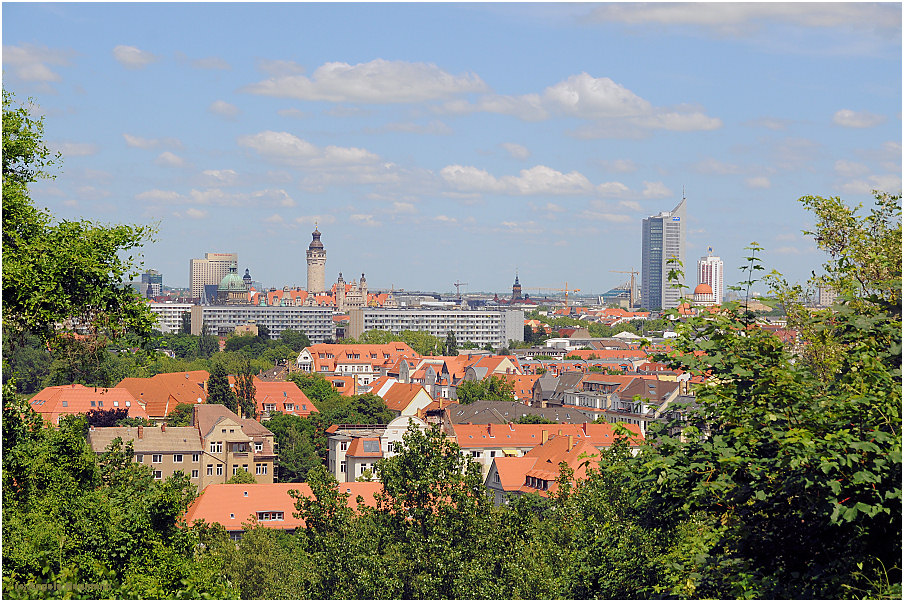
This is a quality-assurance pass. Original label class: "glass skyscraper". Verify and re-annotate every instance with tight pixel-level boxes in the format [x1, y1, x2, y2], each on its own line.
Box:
[641, 196, 686, 311]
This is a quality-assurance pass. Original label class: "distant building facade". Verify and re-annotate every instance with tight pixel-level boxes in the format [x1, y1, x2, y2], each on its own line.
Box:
[641, 196, 686, 310]
[190, 252, 238, 300]
[189, 304, 334, 341]
[347, 307, 525, 348]
[697, 248, 724, 305]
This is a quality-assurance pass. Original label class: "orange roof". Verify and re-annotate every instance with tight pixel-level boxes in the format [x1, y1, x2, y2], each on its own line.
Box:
[492, 456, 538, 490]
[183, 482, 382, 532]
[563, 349, 647, 360]
[117, 370, 209, 418]
[454, 422, 642, 449]
[346, 437, 383, 458]
[28, 384, 148, 425]
[497, 373, 540, 401]
[254, 379, 318, 417]
[378, 382, 430, 413]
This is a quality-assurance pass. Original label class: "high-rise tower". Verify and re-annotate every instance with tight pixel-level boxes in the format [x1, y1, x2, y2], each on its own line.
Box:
[189, 252, 238, 300]
[697, 247, 724, 305]
[306, 226, 326, 294]
[641, 195, 686, 311]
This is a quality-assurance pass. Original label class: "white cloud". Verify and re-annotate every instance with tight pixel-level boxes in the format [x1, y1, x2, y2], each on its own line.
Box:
[441, 94, 548, 121]
[192, 56, 231, 70]
[579, 210, 632, 223]
[256, 58, 306, 76]
[498, 220, 543, 235]
[263, 214, 285, 224]
[391, 202, 417, 214]
[544, 203, 565, 213]
[599, 159, 637, 173]
[277, 108, 309, 119]
[201, 169, 240, 186]
[543, 73, 651, 118]
[774, 246, 802, 255]
[619, 200, 642, 211]
[184, 208, 208, 219]
[746, 176, 772, 189]
[136, 187, 296, 208]
[242, 58, 487, 103]
[123, 133, 182, 149]
[136, 189, 182, 203]
[501, 142, 530, 160]
[209, 100, 240, 119]
[3, 44, 72, 82]
[596, 181, 631, 197]
[376, 120, 453, 135]
[238, 131, 380, 168]
[441, 164, 593, 196]
[155, 151, 186, 168]
[294, 215, 337, 227]
[350, 214, 381, 227]
[433, 215, 458, 223]
[586, 3, 899, 36]
[693, 158, 741, 175]
[634, 111, 722, 131]
[641, 181, 672, 198]
[112, 45, 157, 69]
[833, 109, 886, 128]
[834, 159, 870, 178]
[54, 142, 99, 157]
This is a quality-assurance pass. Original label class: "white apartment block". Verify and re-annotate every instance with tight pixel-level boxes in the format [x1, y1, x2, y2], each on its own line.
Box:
[189, 305, 334, 342]
[148, 302, 195, 334]
[697, 249, 724, 305]
[348, 308, 524, 348]
[189, 253, 238, 300]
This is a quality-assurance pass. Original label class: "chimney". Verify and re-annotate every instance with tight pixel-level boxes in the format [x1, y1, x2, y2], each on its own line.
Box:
[568, 435, 574, 451]
[582, 422, 589, 436]
[161, 423, 166, 432]
[138, 425, 144, 440]
[541, 429, 548, 444]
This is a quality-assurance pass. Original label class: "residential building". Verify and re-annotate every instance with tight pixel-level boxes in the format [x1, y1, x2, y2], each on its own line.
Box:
[189, 304, 334, 341]
[484, 433, 600, 505]
[183, 482, 382, 540]
[641, 195, 686, 310]
[28, 384, 148, 425]
[295, 342, 419, 386]
[367, 377, 434, 417]
[348, 307, 524, 348]
[253, 379, 318, 420]
[190, 252, 238, 300]
[306, 226, 327, 294]
[148, 302, 195, 334]
[193, 404, 277, 488]
[88, 424, 203, 485]
[326, 416, 428, 481]
[697, 248, 724, 305]
[436, 400, 589, 426]
[117, 370, 209, 422]
[452, 422, 643, 478]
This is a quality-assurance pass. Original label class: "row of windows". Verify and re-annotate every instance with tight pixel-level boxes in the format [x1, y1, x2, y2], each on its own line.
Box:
[138, 453, 201, 463]
[154, 469, 201, 480]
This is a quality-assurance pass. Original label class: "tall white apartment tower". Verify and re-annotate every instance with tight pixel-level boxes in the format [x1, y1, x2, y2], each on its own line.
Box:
[641, 195, 687, 311]
[306, 226, 326, 294]
[189, 252, 238, 300]
[697, 248, 724, 305]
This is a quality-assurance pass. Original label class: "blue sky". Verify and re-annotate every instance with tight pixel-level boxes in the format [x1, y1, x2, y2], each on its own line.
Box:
[3, 2, 900, 296]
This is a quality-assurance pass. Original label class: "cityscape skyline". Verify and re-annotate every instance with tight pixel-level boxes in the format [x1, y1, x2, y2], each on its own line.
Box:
[3, 3, 900, 294]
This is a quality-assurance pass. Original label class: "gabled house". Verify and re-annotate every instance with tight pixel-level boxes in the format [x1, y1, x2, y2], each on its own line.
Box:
[485, 433, 601, 505]
[117, 370, 209, 422]
[193, 404, 277, 487]
[367, 377, 434, 418]
[88, 424, 203, 485]
[295, 343, 419, 387]
[28, 384, 148, 425]
[253, 379, 318, 420]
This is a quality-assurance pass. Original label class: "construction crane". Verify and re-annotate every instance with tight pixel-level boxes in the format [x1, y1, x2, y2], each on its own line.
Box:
[453, 280, 468, 300]
[532, 282, 582, 306]
[610, 268, 639, 308]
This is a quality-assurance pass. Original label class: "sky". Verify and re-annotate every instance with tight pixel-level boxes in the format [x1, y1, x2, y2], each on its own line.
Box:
[3, 2, 901, 297]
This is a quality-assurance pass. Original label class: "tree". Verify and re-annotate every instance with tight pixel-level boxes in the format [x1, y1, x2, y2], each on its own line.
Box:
[180, 311, 191, 334]
[3, 89, 156, 344]
[226, 468, 257, 484]
[168, 402, 196, 427]
[279, 328, 311, 352]
[206, 361, 237, 413]
[514, 413, 555, 424]
[637, 193, 902, 598]
[235, 361, 257, 419]
[263, 413, 323, 482]
[443, 330, 458, 356]
[455, 375, 516, 404]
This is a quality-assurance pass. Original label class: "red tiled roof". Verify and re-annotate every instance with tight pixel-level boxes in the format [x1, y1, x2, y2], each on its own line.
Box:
[183, 482, 382, 532]
[454, 422, 642, 449]
[117, 370, 209, 418]
[346, 437, 383, 458]
[28, 384, 148, 425]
